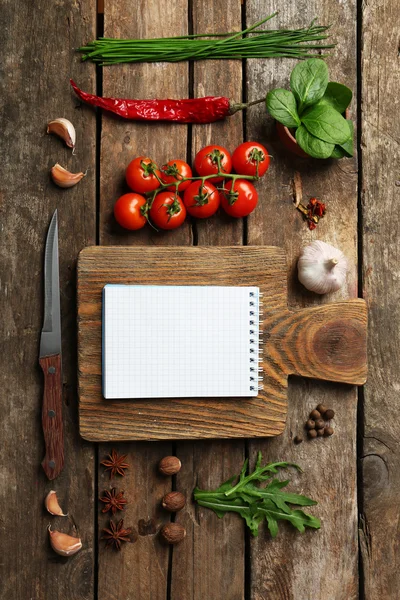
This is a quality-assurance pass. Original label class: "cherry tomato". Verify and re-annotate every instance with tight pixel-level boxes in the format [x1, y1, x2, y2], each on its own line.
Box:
[126, 156, 161, 194]
[220, 179, 258, 218]
[183, 181, 220, 219]
[194, 145, 232, 183]
[114, 193, 147, 230]
[161, 159, 192, 192]
[150, 192, 186, 230]
[232, 142, 270, 177]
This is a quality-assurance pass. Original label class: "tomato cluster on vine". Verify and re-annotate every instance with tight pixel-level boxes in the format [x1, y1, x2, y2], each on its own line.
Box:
[113, 142, 270, 231]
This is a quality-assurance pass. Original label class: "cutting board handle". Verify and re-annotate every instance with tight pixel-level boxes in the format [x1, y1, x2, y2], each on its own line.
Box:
[271, 299, 367, 385]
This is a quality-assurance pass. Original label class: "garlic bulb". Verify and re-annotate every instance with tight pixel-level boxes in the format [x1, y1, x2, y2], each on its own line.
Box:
[44, 490, 67, 516]
[47, 118, 76, 151]
[48, 526, 82, 557]
[298, 240, 348, 294]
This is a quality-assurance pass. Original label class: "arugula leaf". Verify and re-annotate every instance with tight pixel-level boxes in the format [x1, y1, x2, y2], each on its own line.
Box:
[290, 58, 329, 112]
[295, 125, 334, 159]
[225, 451, 301, 497]
[301, 102, 351, 144]
[322, 82, 352, 113]
[266, 89, 301, 128]
[255, 499, 321, 538]
[193, 453, 320, 538]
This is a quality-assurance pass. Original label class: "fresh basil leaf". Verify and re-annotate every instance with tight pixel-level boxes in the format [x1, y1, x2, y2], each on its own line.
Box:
[266, 89, 301, 128]
[330, 120, 354, 158]
[296, 125, 334, 159]
[322, 82, 352, 113]
[290, 58, 329, 112]
[302, 103, 351, 144]
[339, 120, 354, 156]
[330, 145, 347, 158]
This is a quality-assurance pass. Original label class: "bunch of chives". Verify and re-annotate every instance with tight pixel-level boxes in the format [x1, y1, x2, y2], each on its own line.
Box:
[78, 14, 334, 66]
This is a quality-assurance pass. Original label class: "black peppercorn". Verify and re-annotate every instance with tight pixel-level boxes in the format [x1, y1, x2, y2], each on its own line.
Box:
[305, 419, 315, 430]
[316, 404, 328, 414]
[294, 435, 303, 444]
[310, 409, 321, 420]
[315, 418, 325, 430]
[308, 429, 318, 439]
[324, 409, 335, 420]
[324, 426, 334, 436]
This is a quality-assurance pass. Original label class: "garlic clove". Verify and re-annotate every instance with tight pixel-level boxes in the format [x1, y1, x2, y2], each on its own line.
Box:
[44, 490, 67, 516]
[298, 240, 348, 295]
[47, 118, 76, 150]
[50, 163, 86, 188]
[48, 525, 82, 557]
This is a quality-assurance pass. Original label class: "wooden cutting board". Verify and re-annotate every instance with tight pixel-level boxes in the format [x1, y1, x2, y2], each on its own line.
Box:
[77, 246, 367, 441]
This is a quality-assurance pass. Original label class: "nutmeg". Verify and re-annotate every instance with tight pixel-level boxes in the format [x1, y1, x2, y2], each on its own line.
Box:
[293, 435, 303, 444]
[307, 429, 318, 439]
[158, 456, 182, 476]
[317, 428, 325, 437]
[324, 426, 334, 437]
[316, 404, 328, 415]
[160, 523, 186, 545]
[305, 419, 315, 430]
[324, 409, 335, 420]
[162, 491, 186, 512]
[315, 418, 325, 430]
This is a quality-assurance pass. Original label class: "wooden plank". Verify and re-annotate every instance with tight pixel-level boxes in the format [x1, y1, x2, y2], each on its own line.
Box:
[98, 0, 189, 597]
[0, 0, 96, 598]
[246, 0, 359, 597]
[360, 0, 400, 597]
[171, 2, 246, 598]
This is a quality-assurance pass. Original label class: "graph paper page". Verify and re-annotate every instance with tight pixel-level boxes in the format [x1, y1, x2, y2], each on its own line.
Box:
[103, 285, 260, 399]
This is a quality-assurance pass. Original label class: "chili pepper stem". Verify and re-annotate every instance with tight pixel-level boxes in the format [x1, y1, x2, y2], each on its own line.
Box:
[229, 97, 265, 115]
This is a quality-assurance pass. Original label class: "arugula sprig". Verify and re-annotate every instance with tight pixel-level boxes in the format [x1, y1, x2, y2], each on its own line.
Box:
[194, 452, 320, 538]
[266, 58, 353, 159]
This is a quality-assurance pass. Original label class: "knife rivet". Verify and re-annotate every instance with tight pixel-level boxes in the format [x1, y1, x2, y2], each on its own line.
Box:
[48, 460, 56, 469]
[48, 410, 56, 418]
[48, 367, 56, 374]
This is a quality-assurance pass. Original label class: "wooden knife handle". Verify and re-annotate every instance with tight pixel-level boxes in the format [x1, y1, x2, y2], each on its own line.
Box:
[39, 354, 64, 480]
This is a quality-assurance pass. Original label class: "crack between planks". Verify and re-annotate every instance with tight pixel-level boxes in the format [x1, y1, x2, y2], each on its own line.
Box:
[356, 1, 366, 599]
[94, 2, 104, 598]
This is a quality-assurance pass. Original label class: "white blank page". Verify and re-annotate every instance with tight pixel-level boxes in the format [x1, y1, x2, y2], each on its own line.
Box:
[103, 285, 260, 399]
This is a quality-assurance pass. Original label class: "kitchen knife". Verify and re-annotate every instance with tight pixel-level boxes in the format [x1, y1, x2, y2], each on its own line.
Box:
[39, 209, 64, 480]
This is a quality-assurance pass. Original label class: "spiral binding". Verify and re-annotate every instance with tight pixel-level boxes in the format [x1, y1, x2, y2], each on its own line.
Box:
[249, 291, 264, 394]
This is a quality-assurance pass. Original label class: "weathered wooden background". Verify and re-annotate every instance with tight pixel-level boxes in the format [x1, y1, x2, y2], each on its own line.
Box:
[0, 0, 399, 598]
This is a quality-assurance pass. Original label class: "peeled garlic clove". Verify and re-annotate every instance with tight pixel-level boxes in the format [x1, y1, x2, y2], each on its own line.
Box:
[44, 490, 66, 516]
[47, 118, 76, 150]
[48, 525, 82, 557]
[298, 240, 348, 295]
[51, 163, 85, 188]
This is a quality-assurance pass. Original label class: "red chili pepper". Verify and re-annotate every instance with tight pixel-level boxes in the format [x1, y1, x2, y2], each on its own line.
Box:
[70, 80, 252, 124]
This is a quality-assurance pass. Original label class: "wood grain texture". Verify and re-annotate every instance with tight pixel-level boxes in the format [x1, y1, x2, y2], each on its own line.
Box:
[360, 0, 400, 597]
[98, 0, 189, 597]
[0, 0, 96, 597]
[39, 354, 64, 480]
[77, 246, 367, 441]
[245, 0, 360, 597]
[97, 442, 172, 600]
[172, 2, 247, 598]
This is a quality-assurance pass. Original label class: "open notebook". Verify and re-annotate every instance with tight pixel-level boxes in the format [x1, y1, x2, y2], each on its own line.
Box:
[102, 285, 263, 399]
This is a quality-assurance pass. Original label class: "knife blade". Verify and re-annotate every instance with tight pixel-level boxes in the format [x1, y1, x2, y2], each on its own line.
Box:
[39, 209, 64, 480]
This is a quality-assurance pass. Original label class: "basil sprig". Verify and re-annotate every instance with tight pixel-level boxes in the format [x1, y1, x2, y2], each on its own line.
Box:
[266, 58, 353, 159]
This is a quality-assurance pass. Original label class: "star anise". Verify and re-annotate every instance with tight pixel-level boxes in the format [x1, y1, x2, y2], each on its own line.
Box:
[101, 449, 129, 478]
[99, 488, 128, 515]
[101, 518, 132, 551]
